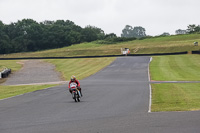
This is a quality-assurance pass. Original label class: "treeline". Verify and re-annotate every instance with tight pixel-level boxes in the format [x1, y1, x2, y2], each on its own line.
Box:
[0, 19, 111, 54]
[1, 19, 199, 54]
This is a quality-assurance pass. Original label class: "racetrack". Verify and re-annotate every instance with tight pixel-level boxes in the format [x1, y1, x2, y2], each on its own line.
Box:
[0, 57, 200, 133]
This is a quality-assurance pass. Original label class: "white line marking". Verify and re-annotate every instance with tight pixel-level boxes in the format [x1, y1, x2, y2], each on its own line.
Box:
[148, 57, 153, 113]
[148, 84, 152, 113]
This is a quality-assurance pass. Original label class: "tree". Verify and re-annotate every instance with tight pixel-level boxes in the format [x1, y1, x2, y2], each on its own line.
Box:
[187, 24, 200, 33]
[175, 29, 187, 35]
[132, 26, 146, 38]
[82, 25, 105, 42]
[0, 19, 108, 54]
[40, 20, 83, 49]
[41, 20, 54, 25]
[0, 21, 11, 54]
[105, 33, 117, 39]
[121, 25, 134, 38]
[121, 25, 146, 38]
[160, 32, 170, 36]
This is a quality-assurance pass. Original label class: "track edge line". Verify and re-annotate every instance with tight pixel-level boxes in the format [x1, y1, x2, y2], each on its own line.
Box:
[148, 57, 153, 113]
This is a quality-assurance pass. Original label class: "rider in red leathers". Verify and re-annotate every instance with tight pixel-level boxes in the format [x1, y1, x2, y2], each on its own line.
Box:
[68, 75, 82, 97]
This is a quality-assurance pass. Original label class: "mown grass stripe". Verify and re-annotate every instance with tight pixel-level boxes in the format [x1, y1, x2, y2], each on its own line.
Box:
[150, 55, 200, 81]
[45, 58, 116, 81]
[151, 83, 200, 112]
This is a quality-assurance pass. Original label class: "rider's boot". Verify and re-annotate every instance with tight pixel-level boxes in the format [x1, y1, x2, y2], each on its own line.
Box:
[80, 90, 83, 97]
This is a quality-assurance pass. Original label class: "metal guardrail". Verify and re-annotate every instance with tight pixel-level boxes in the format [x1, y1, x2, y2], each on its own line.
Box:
[192, 50, 200, 54]
[0, 51, 199, 61]
[0, 51, 190, 60]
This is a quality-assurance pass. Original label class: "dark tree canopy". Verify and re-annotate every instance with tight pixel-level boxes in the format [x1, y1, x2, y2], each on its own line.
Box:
[105, 33, 117, 39]
[82, 25, 105, 42]
[0, 19, 105, 54]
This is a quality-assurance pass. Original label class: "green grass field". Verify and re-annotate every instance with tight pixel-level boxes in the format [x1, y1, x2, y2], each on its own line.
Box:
[0, 60, 22, 72]
[150, 54, 200, 112]
[0, 34, 200, 58]
[151, 83, 200, 112]
[150, 55, 200, 81]
[45, 57, 116, 80]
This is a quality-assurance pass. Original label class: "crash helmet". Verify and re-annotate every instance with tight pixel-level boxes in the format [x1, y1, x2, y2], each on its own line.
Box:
[71, 75, 76, 81]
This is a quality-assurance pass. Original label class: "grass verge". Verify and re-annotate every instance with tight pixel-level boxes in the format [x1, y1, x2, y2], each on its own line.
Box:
[150, 55, 200, 81]
[0, 84, 57, 100]
[45, 57, 116, 80]
[151, 83, 200, 112]
[0, 60, 22, 72]
[150, 54, 200, 112]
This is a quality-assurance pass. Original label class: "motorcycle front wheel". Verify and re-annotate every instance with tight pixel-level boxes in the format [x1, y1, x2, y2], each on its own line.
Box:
[72, 92, 77, 102]
[76, 91, 80, 102]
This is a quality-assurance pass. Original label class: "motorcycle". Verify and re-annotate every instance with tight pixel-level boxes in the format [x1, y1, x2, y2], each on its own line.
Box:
[70, 82, 81, 102]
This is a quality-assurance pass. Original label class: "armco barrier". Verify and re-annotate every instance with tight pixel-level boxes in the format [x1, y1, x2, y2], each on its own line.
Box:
[0, 51, 189, 60]
[128, 51, 188, 56]
[192, 51, 200, 54]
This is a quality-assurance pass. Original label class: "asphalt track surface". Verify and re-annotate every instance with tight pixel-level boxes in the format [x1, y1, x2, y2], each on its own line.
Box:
[0, 57, 200, 133]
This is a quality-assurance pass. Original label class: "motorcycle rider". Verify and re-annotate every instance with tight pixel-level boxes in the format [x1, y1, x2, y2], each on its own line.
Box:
[68, 75, 82, 97]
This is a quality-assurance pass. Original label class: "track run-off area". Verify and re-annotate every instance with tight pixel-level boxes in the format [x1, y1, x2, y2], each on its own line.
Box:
[0, 57, 200, 133]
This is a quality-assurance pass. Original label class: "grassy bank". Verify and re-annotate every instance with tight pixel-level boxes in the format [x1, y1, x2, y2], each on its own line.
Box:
[0, 84, 57, 100]
[1, 34, 200, 58]
[151, 83, 200, 112]
[45, 57, 116, 80]
[150, 55, 200, 81]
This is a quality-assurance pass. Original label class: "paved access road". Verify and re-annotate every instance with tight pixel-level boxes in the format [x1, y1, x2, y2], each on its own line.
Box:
[0, 57, 200, 133]
[3, 60, 63, 85]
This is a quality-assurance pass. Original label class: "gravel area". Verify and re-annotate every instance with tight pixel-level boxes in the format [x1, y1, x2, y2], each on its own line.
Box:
[2, 60, 64, 85]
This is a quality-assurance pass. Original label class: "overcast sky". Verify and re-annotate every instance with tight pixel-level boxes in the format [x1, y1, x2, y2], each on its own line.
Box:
[0, 0, 200, 36]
